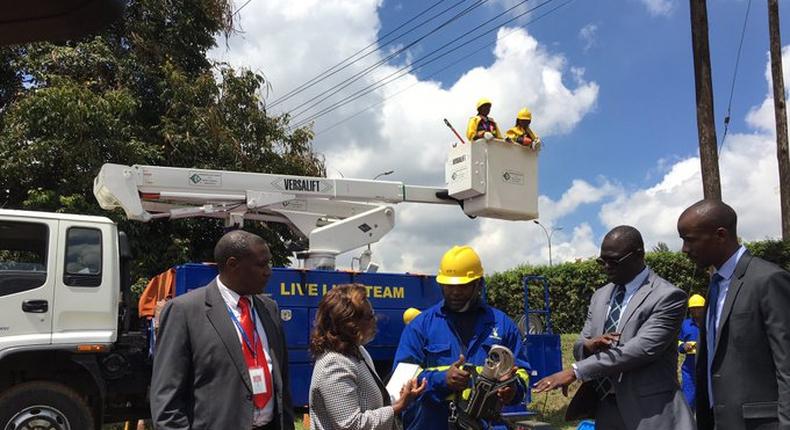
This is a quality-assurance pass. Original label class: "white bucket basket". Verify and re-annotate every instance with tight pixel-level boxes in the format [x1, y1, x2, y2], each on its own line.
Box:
[445, 138, 538, 221]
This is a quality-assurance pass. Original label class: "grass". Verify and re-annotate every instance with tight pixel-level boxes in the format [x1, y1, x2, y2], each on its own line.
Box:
[526, 334, 581, 430]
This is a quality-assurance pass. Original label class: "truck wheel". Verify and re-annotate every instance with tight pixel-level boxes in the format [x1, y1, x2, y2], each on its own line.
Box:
[0, 381, 94, 430]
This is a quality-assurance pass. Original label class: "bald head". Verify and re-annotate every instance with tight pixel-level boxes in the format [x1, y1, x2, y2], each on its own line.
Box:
[679, 199, 738, 238]
[677, 199, 740, 269]
[603, 225, 644, 251]
[214, 230, 268, 271]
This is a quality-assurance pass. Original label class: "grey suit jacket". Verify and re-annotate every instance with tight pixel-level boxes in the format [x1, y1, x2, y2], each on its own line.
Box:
[571, 269, 695, 430]
[696, 252, 790, 430]
[150, 280, 295, 430]
[309, 346, 399, 430]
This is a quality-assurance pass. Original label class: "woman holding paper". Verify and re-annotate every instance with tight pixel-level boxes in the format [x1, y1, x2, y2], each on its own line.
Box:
[309, 284, 425, 430]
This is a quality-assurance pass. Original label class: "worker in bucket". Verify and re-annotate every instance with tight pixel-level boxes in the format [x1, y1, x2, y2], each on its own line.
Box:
[466, 98, 502, 142]
[678, 294, 705, 411]
[392, 245, 531, 430]
[505, 108, 541, 150]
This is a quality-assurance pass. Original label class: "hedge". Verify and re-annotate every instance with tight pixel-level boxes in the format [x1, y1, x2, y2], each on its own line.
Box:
[485, 240, 790, 334]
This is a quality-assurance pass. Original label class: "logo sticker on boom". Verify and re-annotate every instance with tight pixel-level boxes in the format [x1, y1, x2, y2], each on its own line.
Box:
[271, 178, 334, 193]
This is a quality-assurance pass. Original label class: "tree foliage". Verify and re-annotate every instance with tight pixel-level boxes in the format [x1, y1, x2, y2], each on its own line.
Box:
[486, 240, 790, 334]
[0, 0, 324, 284]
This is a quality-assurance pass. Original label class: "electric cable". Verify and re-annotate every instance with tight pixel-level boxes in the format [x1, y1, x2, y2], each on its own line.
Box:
[720, 0, 753, 152]
[292, 0, 568, 129]
[283, 0, 491, 118]
[268, 0, 468, 108]
[314, 3, 573, 136]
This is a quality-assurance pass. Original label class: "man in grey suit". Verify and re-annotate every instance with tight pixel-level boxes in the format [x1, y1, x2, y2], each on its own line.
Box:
[678, 199, 790, 430]
[150, 230, 294, 430]
[534, 225, 694, 430]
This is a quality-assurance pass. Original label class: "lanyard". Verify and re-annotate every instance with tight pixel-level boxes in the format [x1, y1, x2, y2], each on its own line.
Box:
[226, 301, 260, 365]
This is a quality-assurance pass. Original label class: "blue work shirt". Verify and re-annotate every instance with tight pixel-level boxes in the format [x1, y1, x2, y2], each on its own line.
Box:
[678, 317, 700, 374]
[392, 300, 531, 430]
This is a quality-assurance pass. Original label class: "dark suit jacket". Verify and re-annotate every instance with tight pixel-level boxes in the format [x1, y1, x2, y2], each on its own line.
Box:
[696, 252, 790, 430]
[150, 280, 295, 430]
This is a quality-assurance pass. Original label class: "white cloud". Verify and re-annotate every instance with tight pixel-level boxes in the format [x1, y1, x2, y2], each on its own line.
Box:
[579, 24, 598, 52]
[637, 0, 675, 17]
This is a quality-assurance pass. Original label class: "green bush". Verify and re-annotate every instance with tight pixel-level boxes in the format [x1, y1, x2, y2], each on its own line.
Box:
[486, 239, 789, 334]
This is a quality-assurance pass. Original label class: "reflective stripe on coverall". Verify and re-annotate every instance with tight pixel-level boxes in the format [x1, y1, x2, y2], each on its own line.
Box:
[392, 301, 531, 430]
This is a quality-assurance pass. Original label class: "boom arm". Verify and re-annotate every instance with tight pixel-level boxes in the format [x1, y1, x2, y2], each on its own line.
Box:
[94, 139, 538, 269]
[94, 163, 454, 269]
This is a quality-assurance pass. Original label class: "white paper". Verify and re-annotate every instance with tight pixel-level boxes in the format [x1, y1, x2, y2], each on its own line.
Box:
[386, 362, 422, 402]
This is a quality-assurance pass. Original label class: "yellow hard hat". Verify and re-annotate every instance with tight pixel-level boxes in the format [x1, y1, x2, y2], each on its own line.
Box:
[436, 245, 484, 285]
[689, 294, 705, 308]
[476, 98, 492, 110]
[403, 307, 421, 325]
[517, 108, 532, 120]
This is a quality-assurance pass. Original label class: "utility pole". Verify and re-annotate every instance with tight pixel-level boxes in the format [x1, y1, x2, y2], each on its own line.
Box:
[768, 0, 790, 240]
[689, 0, 722, 200]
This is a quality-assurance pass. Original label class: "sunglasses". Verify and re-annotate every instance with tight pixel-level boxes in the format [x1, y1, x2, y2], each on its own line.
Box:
[596, 249, 640, 267]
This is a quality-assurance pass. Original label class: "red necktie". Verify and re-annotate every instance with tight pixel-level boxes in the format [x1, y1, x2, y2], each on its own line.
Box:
[238, 297, 273, 409]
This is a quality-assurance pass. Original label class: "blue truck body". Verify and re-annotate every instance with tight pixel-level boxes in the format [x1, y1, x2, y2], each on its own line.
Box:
[170, 263, 562, 411]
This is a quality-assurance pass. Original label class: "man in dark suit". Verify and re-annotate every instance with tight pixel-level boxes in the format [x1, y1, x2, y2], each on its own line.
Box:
[150, 230, 294, 430]
[678, 199, 790, 430]
[534, 226, 694, 430]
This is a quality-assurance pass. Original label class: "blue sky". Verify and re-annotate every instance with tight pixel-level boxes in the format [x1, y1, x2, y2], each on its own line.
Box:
[380, 0, 788, 237]
[212, 0, 790, 273]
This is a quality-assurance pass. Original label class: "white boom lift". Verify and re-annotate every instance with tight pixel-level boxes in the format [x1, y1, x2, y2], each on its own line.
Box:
[94, 138, 539, 269]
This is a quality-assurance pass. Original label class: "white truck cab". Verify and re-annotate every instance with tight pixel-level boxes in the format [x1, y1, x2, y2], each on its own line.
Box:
[0, 209, 141, 430]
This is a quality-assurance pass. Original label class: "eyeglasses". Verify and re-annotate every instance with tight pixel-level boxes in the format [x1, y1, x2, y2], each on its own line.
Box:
[596, 249, 640, 267]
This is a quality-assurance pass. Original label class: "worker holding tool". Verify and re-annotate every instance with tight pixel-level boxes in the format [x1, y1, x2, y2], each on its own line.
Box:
[678, 294, 705, 411]
[505, 108, 541, 150]
[466, 98, 502, 142]
[392, 246, 530, 430]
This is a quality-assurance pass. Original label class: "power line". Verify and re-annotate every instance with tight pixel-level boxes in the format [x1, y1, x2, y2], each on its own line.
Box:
[290, 0, 534, 124]
[292, 0, 550, 128]
[233, 0, 254, 16]
[284, 0, 491, 119]
[268, 0, 469, 108]
[314, 24, 529, 136]
[720, 0, 753, 151]
[314, 0, 575, 136]
[292, 0, 561, 129]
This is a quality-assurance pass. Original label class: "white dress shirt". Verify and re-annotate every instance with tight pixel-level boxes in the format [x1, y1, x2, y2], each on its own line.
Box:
[217, 276, 275, 426]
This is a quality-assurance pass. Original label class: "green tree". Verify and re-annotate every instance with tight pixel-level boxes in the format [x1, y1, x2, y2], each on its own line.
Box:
[0, 0, 324, 285]
[652, 241, 670, 252]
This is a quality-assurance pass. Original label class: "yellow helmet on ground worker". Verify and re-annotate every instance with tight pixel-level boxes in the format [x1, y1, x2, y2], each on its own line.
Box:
[689, 294, 705, 308]
[517, 108, 532, 120]
[436, 245, 484, 285]
[403, 307, 421, 325]
[476, 98, 492, 110]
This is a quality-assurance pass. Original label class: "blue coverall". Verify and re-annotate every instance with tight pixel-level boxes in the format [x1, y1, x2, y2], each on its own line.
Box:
[392, 300, 531, 430]
[678, 317, 700, 410]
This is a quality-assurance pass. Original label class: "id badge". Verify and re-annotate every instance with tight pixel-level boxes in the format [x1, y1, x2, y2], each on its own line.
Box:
[249, 367, 268, 395]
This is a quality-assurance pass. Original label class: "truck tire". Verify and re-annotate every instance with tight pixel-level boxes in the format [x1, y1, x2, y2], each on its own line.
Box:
[0, 381, 94, 430]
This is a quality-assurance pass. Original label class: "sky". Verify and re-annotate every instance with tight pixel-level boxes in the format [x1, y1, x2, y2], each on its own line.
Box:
[210, 0, 790, 274]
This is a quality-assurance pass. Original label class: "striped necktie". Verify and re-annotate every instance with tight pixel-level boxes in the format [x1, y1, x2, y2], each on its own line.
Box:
[595, 284, 625, 398]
